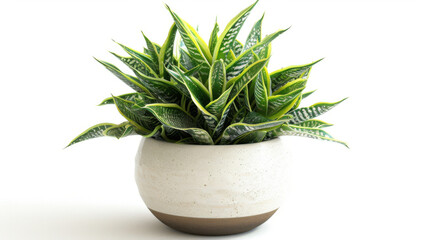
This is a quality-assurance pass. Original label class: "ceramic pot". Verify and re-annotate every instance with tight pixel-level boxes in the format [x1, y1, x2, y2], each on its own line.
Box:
[135, 137, 291, 236]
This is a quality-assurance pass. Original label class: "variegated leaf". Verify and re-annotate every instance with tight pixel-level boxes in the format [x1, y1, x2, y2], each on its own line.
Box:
[66, 123, 116, 147]
[103, 122, 137, 139]
[169, 66, 218, 130]
[94, 58, 150, 94]
[232, 40, 243, 57]
[112, 96, 158, 133]
[254, 67, 269, 115]
[267, 87, 304, 119]
[235, 131, 267, 144]
[208, 60, 226, 100]
[225, 49, 236, 65]
[110, 52, 154, 78]
[226, 29, 287, 80]
[273, 78, 307, 95]
[143, 103, 214, 144]
[242, 13, 264, 53]
[142, 33, 160, 72]
[159, 23, 178, 77]
[166, 5, 211, 81]
[270, 124, 348, 148]
[206, 86, 233, 117]
[179, 48, 194, 70]
[132, 69, 182, 103]
[114, 42, 158, 76]
[270, 58, 323, 92]
[227, 57, 269, 99]
[219, 119, 286, 144]
[295, 119, 333, 128]
[184, 64, 202, 77]
[99, 92, 156, 106]
[208, 19, 219, 55]
[289, 98, 347, 124]
[213, 0, 258, 61]
[302, 89, 316, 99]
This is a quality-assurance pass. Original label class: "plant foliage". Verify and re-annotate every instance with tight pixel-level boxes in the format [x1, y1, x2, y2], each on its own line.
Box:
[67, 1, 347, 147]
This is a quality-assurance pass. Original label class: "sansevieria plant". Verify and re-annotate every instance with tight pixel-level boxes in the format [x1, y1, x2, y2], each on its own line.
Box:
[67, 1, 347, 148]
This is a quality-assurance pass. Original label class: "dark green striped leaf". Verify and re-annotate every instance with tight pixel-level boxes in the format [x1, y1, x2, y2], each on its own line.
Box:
[179, 49, 194, 70]
[295, 119, 333, 128]
[226, 29, 287, 80]
[232, 40, 244, 57]
[289, 98, 347, 124]
[66, 123, 115, 147]
[112, 96, 158, 133]
[206, 86, 233, 117]
[302, 89, 317, 99]
[208, 60, 226, 100]
[103, 122, 137, 139]
[270, 58, 323, 92]
[219, 119, 286, 144]
[273, 78, 307, 95]
[143, 103, 214, 144]
[213, 0, 258, 61]
[242, 13, 264, 53]
[99, 93, 156, 106]
[208, 19, 219, 55]
[254, 67, 269, 115]
[267, 87, 304, 119]
[159, 23, 178, 77]
[94, 58, 150, 94]
[269, 124, 348, 148]
[114, 42, 158, 76]
[142, 33, 160, 73]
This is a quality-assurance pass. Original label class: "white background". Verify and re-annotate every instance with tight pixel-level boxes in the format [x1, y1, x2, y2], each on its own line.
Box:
[1, 0, 428, 239]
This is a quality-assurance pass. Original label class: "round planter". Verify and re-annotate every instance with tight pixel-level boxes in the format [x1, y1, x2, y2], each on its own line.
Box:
[135, 137, 291, 236]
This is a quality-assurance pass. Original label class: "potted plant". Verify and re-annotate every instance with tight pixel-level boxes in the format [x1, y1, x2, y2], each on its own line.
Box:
[67, 1, 347, 236]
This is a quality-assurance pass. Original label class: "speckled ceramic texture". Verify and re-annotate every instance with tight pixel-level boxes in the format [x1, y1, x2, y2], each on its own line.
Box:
[135, 137, 291, 220]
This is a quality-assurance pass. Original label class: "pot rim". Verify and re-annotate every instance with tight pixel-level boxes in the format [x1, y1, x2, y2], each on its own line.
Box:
[141, 136, 283, 148]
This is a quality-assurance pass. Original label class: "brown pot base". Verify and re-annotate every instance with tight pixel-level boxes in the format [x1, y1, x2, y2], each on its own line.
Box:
[149, 208, 278, 236]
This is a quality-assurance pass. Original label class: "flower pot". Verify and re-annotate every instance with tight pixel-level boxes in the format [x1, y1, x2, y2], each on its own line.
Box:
[135, 137, 291, 236]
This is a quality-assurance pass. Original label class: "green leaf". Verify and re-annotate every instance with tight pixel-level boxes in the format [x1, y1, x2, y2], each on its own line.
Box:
[142, 33, 160, 73]
[302, 89, 316, 99]
[225, 49, 236, 65]
[166, 5, 211, 81]
[227, 57, 269, 99]
[226, 29, 287, 80]
[289, 98, 347, 124]
[94, 58, 150, 94]
[208, 19, 219, 55]
[184, 64, 202, 77]
[232, 40, 244, 57]
[206, 86, 233, 117]
[234, 131, 267, 144]
[267, 88, 304, 119]
[273, 78, 307, 95]
[270, 124, 348, 148]
[254, 67, 269, 115]
[103, 122, 137, 139]
[208, 60, 226, 100]
[179, 49, 194, 70]
[169, 66, 218, 130]
[219, 119, 286, 144]
[114, 42, 159, 77]
[213, 0, 258, 61]
[112, 96, 158, 133]
[270, 58, 323, 92]
[143, 103, 214, 144]
[99, 92, 156, 106]
[242, 13, 264, 53]
[132, 70, 182, 103]
[159, 23, 178, 77]
[109, 52, 155, 78]
[295, 119, 333, 128]
[66, 123, 115, 147]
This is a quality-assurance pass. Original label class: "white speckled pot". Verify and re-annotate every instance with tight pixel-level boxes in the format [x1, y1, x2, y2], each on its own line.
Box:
[135, 137, 291, 236]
